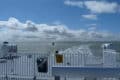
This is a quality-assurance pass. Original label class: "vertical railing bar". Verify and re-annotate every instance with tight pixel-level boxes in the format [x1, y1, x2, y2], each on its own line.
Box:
[33, 53, 36, 80]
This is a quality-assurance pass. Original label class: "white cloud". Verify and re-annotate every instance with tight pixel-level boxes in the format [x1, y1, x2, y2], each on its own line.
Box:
[64, 0, 83, 8]
[0, 17, 119, 41]
[87, 24, 97, 26]
[88, 27, 97, 31]
[53, 21, 62, 25]
[81, 14, 97, 20]
[84, 1, 119, 13]
[64, 0, 119, 14]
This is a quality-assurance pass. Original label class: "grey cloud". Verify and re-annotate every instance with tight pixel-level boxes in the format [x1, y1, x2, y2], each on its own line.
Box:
[24, 21, 38, 32]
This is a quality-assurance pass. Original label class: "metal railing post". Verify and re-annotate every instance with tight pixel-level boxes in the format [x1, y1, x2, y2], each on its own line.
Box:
[33, 54, 36, 80]
[5, 58, 8, 80]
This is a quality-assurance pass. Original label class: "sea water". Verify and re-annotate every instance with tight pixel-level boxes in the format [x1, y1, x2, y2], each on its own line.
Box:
[0, 41, 120, 56]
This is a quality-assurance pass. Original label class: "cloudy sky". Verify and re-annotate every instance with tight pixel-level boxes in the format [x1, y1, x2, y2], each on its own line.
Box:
[0, 0, 120, 41]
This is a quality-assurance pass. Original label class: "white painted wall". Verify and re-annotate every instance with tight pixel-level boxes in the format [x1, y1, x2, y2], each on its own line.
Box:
[103, 50, 117, 67]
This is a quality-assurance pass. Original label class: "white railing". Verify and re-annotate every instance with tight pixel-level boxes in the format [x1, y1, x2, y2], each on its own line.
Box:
[0, 49, 119, 80]
[103, 49, 118, 67]
[53, 53, 103, 67]
[53, 53, 86, 67]
[0, 53, 53, 80]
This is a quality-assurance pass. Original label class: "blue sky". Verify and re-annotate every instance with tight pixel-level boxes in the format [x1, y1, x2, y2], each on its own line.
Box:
[0, 0, 119, 32]
[0, 0, 120, 41]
